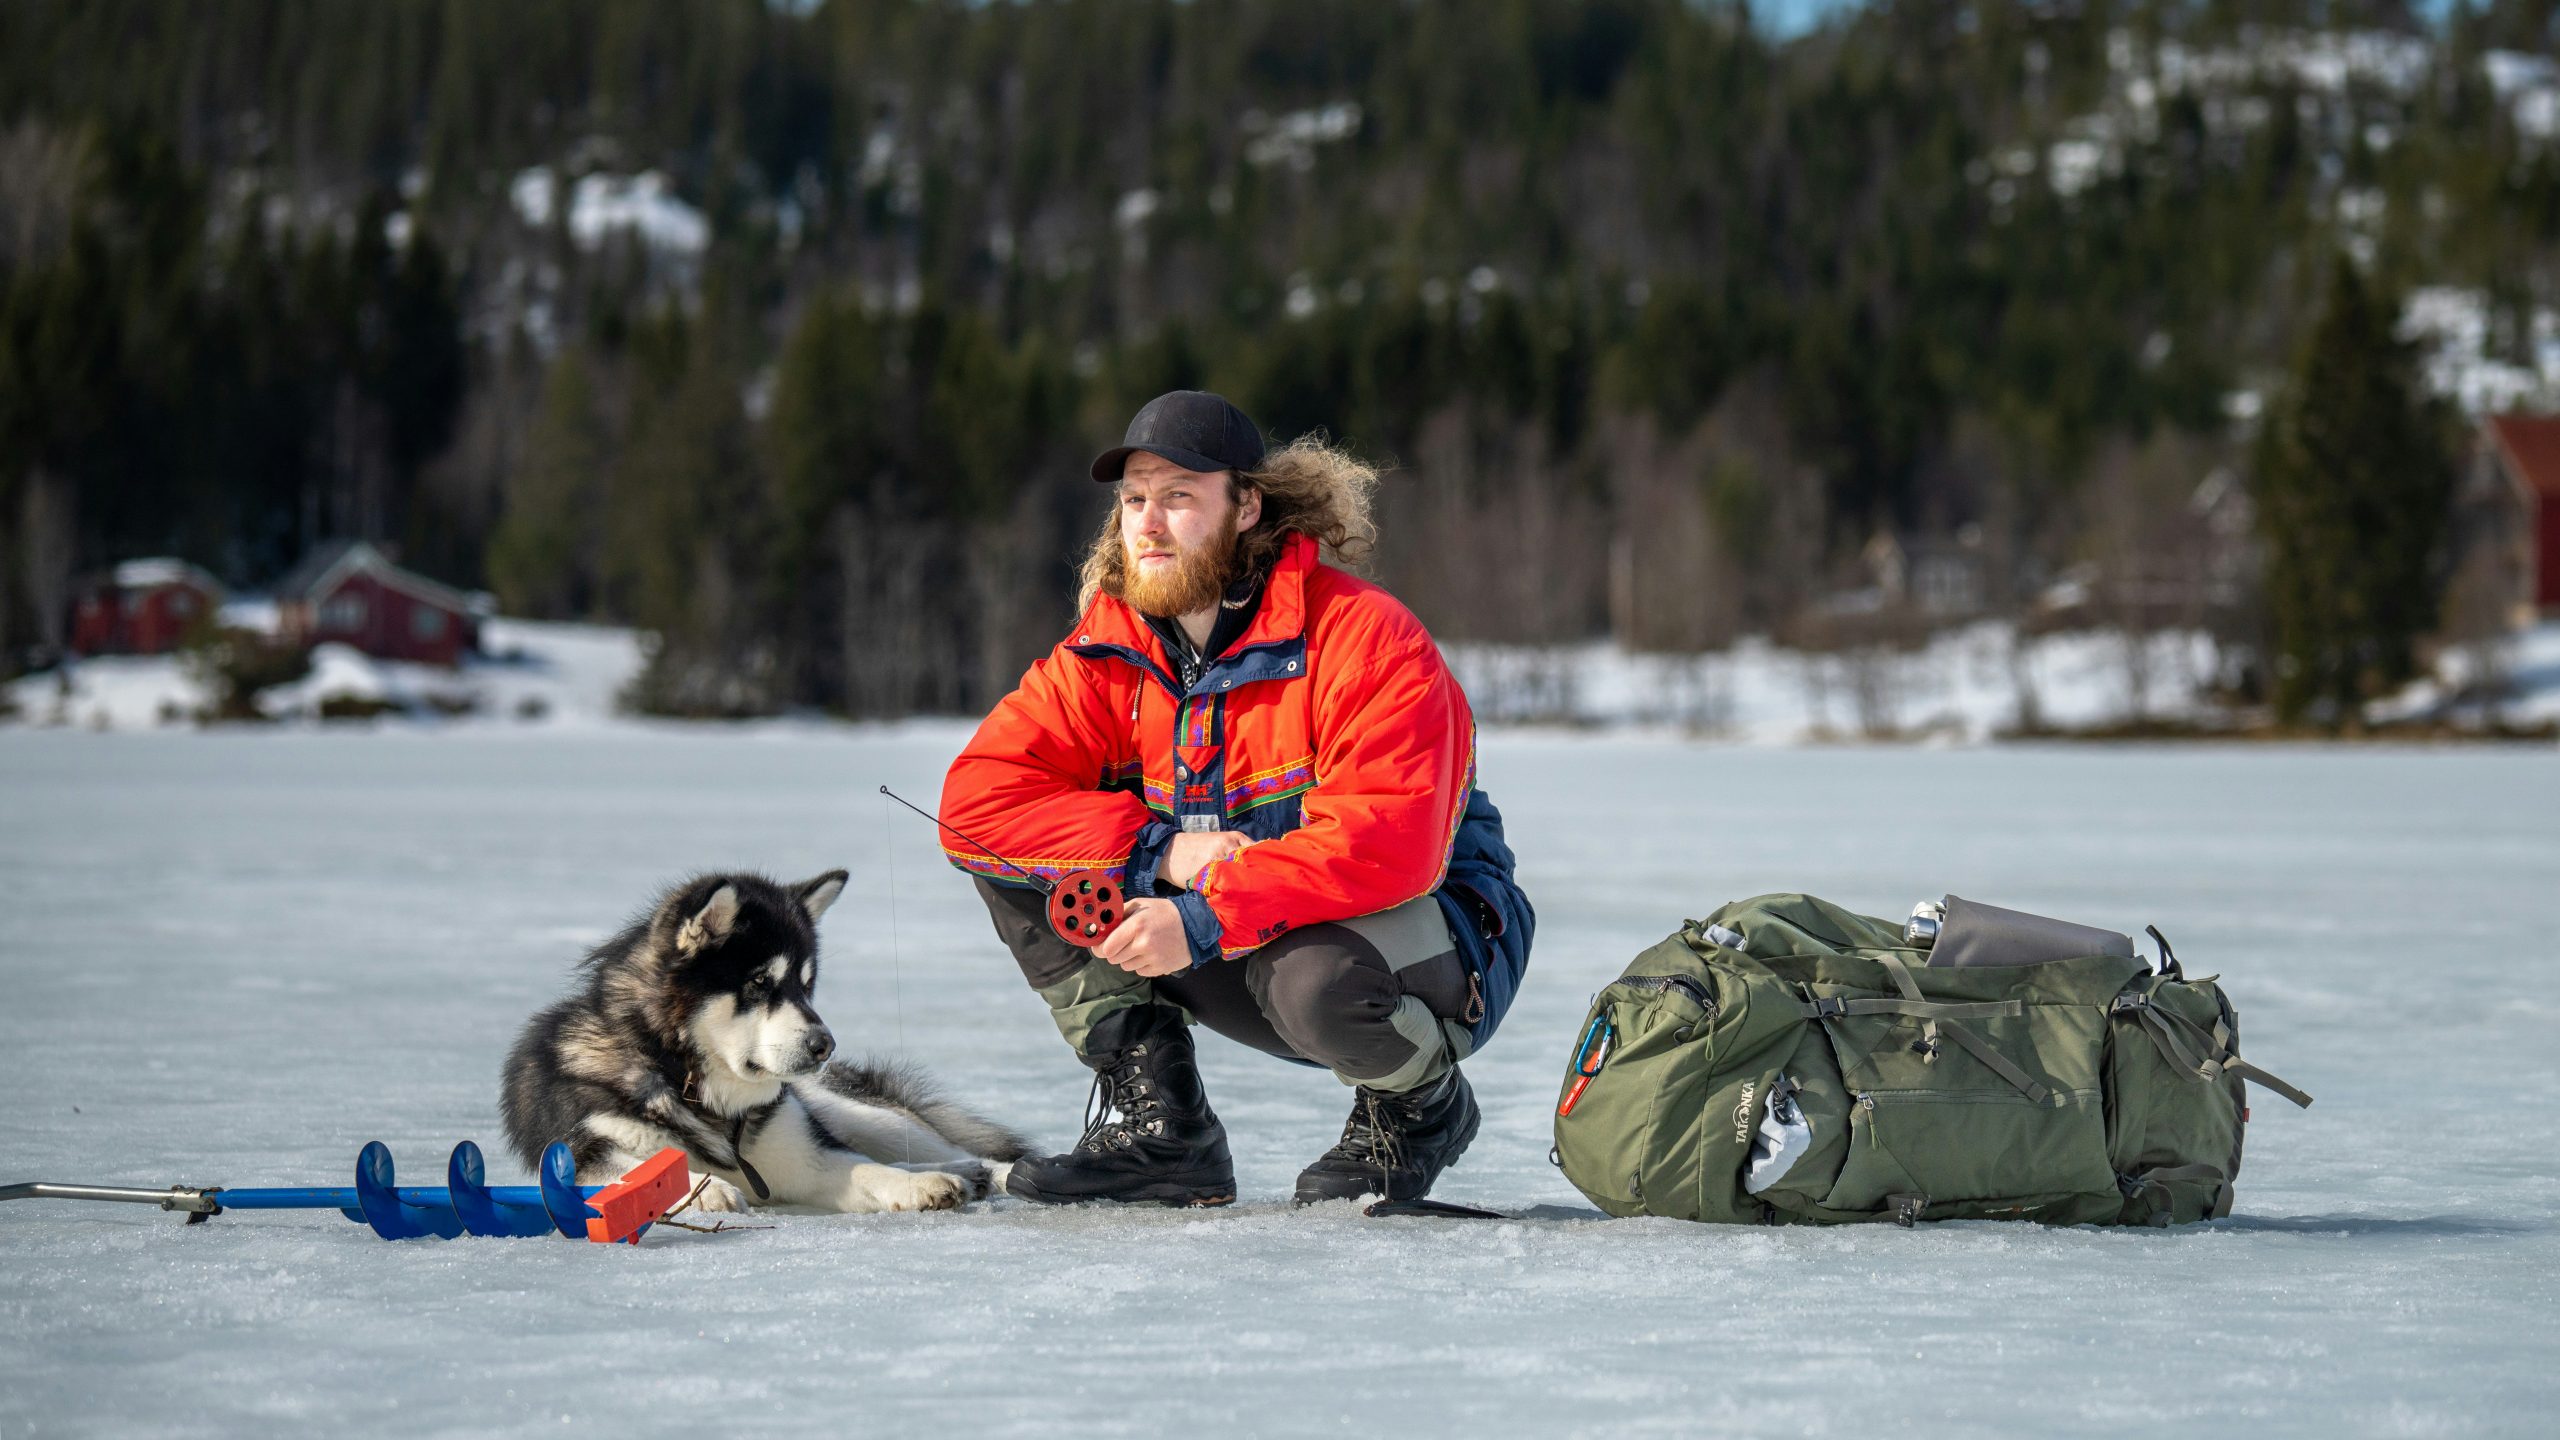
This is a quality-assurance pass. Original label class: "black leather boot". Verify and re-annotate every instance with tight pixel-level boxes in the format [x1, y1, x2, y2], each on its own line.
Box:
[1293, 1066, 1481, 1205]
[1004, 1004, 1236, 1207]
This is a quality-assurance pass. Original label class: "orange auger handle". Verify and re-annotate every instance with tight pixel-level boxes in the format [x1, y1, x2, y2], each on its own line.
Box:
[583, 1148, 695, 1243]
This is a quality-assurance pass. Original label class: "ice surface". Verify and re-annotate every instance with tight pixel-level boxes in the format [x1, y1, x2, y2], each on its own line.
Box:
[3, 732, 2557, 1436]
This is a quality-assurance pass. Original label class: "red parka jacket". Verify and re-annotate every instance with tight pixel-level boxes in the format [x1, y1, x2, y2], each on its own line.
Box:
[940, 533, 1490, 964]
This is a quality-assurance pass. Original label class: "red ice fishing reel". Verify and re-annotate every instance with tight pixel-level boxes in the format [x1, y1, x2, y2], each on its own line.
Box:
[1047, 868, 1126, 948]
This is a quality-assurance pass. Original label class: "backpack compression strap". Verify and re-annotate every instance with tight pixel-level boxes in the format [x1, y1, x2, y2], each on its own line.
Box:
[1797, 956, 2056, 1106]
[2111, 987, 2313, 1109]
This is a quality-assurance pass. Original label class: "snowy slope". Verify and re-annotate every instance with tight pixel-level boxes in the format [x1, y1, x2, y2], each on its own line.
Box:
[2, 732, 2554, 1436]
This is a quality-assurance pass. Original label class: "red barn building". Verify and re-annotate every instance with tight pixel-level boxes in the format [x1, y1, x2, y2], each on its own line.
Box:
[276, 541, 484, 666]
[2479, 415, 2560, 620]
[70, 559, 224, 655]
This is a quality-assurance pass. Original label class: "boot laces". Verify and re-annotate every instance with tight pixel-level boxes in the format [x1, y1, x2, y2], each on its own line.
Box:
[1327, 1091, 1411, 1187]
[1074, 1042, 1164, 1154]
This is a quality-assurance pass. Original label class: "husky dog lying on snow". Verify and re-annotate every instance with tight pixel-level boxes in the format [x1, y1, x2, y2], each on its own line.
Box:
[502, 870, 1028, 1213]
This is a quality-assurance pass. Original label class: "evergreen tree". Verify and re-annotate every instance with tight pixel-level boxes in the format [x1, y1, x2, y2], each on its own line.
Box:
[2, 0, 2543, 717]
[612, 322, 775, 717]
[2253, 256, 2459, 727]
[486, 349, 608, 619]
[765, 290, 887, 709]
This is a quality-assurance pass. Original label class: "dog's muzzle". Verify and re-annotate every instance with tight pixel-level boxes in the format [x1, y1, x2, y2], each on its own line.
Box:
[795, 1027, 835, 1071]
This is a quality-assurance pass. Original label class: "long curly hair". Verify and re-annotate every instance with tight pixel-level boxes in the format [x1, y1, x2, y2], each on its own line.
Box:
[1078, 435, 1380, 611]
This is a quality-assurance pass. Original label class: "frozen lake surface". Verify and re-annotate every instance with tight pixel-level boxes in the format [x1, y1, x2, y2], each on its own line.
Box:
[3, 730, 2555, 1437]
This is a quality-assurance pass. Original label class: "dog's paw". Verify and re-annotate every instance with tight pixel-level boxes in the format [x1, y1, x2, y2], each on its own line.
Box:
[885, 1170, 969, 1212]
[938, 1158, 995, 1200]
[685, 1173, 750, 1214]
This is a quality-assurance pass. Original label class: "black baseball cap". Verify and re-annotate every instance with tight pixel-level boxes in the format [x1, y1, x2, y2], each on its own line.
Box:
[1089, 390, 1268, 482]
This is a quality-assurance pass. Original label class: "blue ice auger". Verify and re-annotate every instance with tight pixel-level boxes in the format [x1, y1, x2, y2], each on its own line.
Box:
[1, 1140, 692, 1243]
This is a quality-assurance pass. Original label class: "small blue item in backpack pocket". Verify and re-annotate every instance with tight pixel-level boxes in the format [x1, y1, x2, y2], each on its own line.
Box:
[1557, 1014, 1615, 1117]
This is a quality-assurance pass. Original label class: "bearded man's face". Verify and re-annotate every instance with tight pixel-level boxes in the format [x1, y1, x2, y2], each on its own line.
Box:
[1116, 453, 1261, 618]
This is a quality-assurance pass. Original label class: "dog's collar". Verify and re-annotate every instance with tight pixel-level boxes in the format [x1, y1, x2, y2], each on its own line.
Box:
[678, 1067, 772, 1202]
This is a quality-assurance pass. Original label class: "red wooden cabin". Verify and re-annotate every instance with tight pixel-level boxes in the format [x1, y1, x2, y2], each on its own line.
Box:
[70, 559, 224, 655]
[2483, 415, 2560, 616]
[276, 541, 484, 666]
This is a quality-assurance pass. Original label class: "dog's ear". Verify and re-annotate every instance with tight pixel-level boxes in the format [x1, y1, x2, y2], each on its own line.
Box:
[794, 870, 850, 924]
[677, 884, 741, 955]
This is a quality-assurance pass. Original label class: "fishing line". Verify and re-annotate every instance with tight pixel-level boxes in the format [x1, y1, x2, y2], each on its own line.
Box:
[877, 785, 1126, 949]
[882, 788, 911, 1165]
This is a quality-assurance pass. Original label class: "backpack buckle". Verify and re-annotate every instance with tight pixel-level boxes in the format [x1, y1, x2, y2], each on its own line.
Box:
[1807, 997, 1848, 1020]
[2109, 993, 2149, 1014]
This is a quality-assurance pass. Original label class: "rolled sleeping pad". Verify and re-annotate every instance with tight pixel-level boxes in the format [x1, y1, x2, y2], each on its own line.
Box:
[1928, 895, 2135, 968]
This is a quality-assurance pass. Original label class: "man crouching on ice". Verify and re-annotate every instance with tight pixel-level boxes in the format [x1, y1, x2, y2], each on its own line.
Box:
[939, 390, 1534, 1207]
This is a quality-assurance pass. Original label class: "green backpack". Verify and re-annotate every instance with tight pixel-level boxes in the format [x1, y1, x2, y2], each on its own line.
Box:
[1551, 894, 2311, 1227]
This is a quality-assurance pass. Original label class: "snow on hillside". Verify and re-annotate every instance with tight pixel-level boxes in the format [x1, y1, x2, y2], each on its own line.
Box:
[2402, 286, 2560, 416]
[510, 167, 709, 255]
[2485, 49, 2560, 141]
[2135, 27, 2433, 97]
[2038, 27, 2532, 209]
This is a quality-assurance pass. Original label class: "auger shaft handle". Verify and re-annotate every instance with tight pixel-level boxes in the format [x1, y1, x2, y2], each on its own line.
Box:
[195, 1187, 362, 1210]
[216, 1184, 592, 1209]
[0, 1181, 222, 1214]
[5, 1143, 680, 1242]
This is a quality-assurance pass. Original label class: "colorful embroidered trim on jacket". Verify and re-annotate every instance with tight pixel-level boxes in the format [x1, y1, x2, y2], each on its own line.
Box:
[1224, 758, 1316, 815]
[941, 847, 1129, 888]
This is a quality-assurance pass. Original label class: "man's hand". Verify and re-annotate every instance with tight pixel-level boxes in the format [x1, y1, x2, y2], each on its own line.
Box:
[1162, 829, 1251, 891]
[1094, 898, 1198, 977]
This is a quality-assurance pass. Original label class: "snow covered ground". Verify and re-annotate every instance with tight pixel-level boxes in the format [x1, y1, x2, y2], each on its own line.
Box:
[14, 615, 2560, 743]
[1456, 620, 2560, 740]
[2, 618, 646, 733]
[3, 731, 2555, 1436]
[1450, 625, 2232, 739]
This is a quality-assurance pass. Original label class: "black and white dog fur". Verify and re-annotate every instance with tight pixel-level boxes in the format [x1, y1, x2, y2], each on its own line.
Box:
[503, 870, 1028, 1213]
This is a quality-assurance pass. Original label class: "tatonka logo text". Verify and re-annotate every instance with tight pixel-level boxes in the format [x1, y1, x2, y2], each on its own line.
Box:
[1733, 1082, 1756, 1144]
